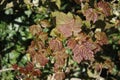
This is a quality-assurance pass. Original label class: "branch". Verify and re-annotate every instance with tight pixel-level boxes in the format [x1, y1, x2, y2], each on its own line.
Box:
[0, 68, 14, 73]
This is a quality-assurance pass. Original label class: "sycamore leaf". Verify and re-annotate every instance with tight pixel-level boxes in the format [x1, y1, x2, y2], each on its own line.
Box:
[50, 28, 60, 37]
[67, 38, 77, 49]
[54, 72, 65, 80]
[52, 11, 73, 26]
[57, 20, 73, 38]
[97, 1, 111, 16]
[29, 25, 42, 36]
[70, 32, 101, 63]
[84, 8, 98, 23]
[33, 52, 48, 66]
[40, 19, 51, 28]
[52, 11, 82, 38]
[49, 38, 63, 51]
[73, 44, 94, 63]
[95, 32, 108, 46]
[36, 32, 48, 43]
[54, 49, 68, 72]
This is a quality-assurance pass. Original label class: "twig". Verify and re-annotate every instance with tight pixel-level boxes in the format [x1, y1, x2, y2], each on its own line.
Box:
[0, 68, 14, 73]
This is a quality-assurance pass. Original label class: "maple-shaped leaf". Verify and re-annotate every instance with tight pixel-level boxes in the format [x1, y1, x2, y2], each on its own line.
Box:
[57, 18, 82, 38]
[52, 11, 73, 26]
[49, 38, 63, 51]
[57, 20, 73, 38]
[67, 38, 77, 49]
[75, 32, 90, 44]
[27, 41, 37, 56]
[25, 62, 34, 72]
[27, 40, 45, 57]
[27, 40, 48, 66]
[54, 49, 68, 72]
[36, 32, 48, 43]
[73, 16, 82, 36]
[82, 41, 101, 52]
[95, 32, 108, 46]
[32, 69, 41, 76]
[84, 8, 98, 23]
[40, 19, 51, 28]
[72, 44, 94, 63]
[33, 51, 48, 66]
[52, 12, 82, 38]
[54, 72, 65, 80]
[29, 25, 42, 36]
[97, 1, 111, 16]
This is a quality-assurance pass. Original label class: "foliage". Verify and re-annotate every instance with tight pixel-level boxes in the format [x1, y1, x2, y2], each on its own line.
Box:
[0, 0, 120, 80]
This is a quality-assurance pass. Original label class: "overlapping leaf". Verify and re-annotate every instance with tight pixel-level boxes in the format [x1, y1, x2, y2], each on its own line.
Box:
[73, 44, 94, 63]
[95, 32, 108, 46]
[54, 72, 65, 80]
[29, 25, 42, 36]
[54, 49, 68, 72]
[84, 8, 98, 23]
[52, 12, 82, 38]
[97, 1, 111, 16]
[49, 38, 63, 51]
[67, 33, 101, 63]
[27, 40, 48, 66]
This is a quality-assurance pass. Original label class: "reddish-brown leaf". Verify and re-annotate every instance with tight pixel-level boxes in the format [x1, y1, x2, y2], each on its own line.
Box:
[29, 25, 42, 36]
[49, 38, 63, 51]
[33, 52, 48, 66]
[32, 69, 41, 76]
[84, 8, 98, 23]
[97, 1, 111, 16]
[12, 64, 18, 70]
[25, 62, 34, 72]
[36, 32, 48, 43]
[67, 38, 77, 49]
[72, 44, 94, 63]
[54, 72, 65, 80]
[95, 32, 108, 45]
[75, 32, 90, 44]
[40, 19, 51, 28]
[52, 12, 82, 38]
[19, 67, 28, 75]
[57, 20, 73, 38]
[54, 49, 68, 72]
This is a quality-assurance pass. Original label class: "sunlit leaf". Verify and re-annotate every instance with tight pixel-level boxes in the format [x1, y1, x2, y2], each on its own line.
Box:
[54, 72, 65, 80]
[73, 44, 94, 63]
[40, 19, 51, 28]
[95, 32, 108, 45]
[54, 49, 68, 71]
[67, 38, 77, 49]
[49, 38, 63, 51]
[84, 8, 98, 23]
[29, 25, 42, 36]
[52, 11, 82, 38]
[97, 1, 111, 16]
